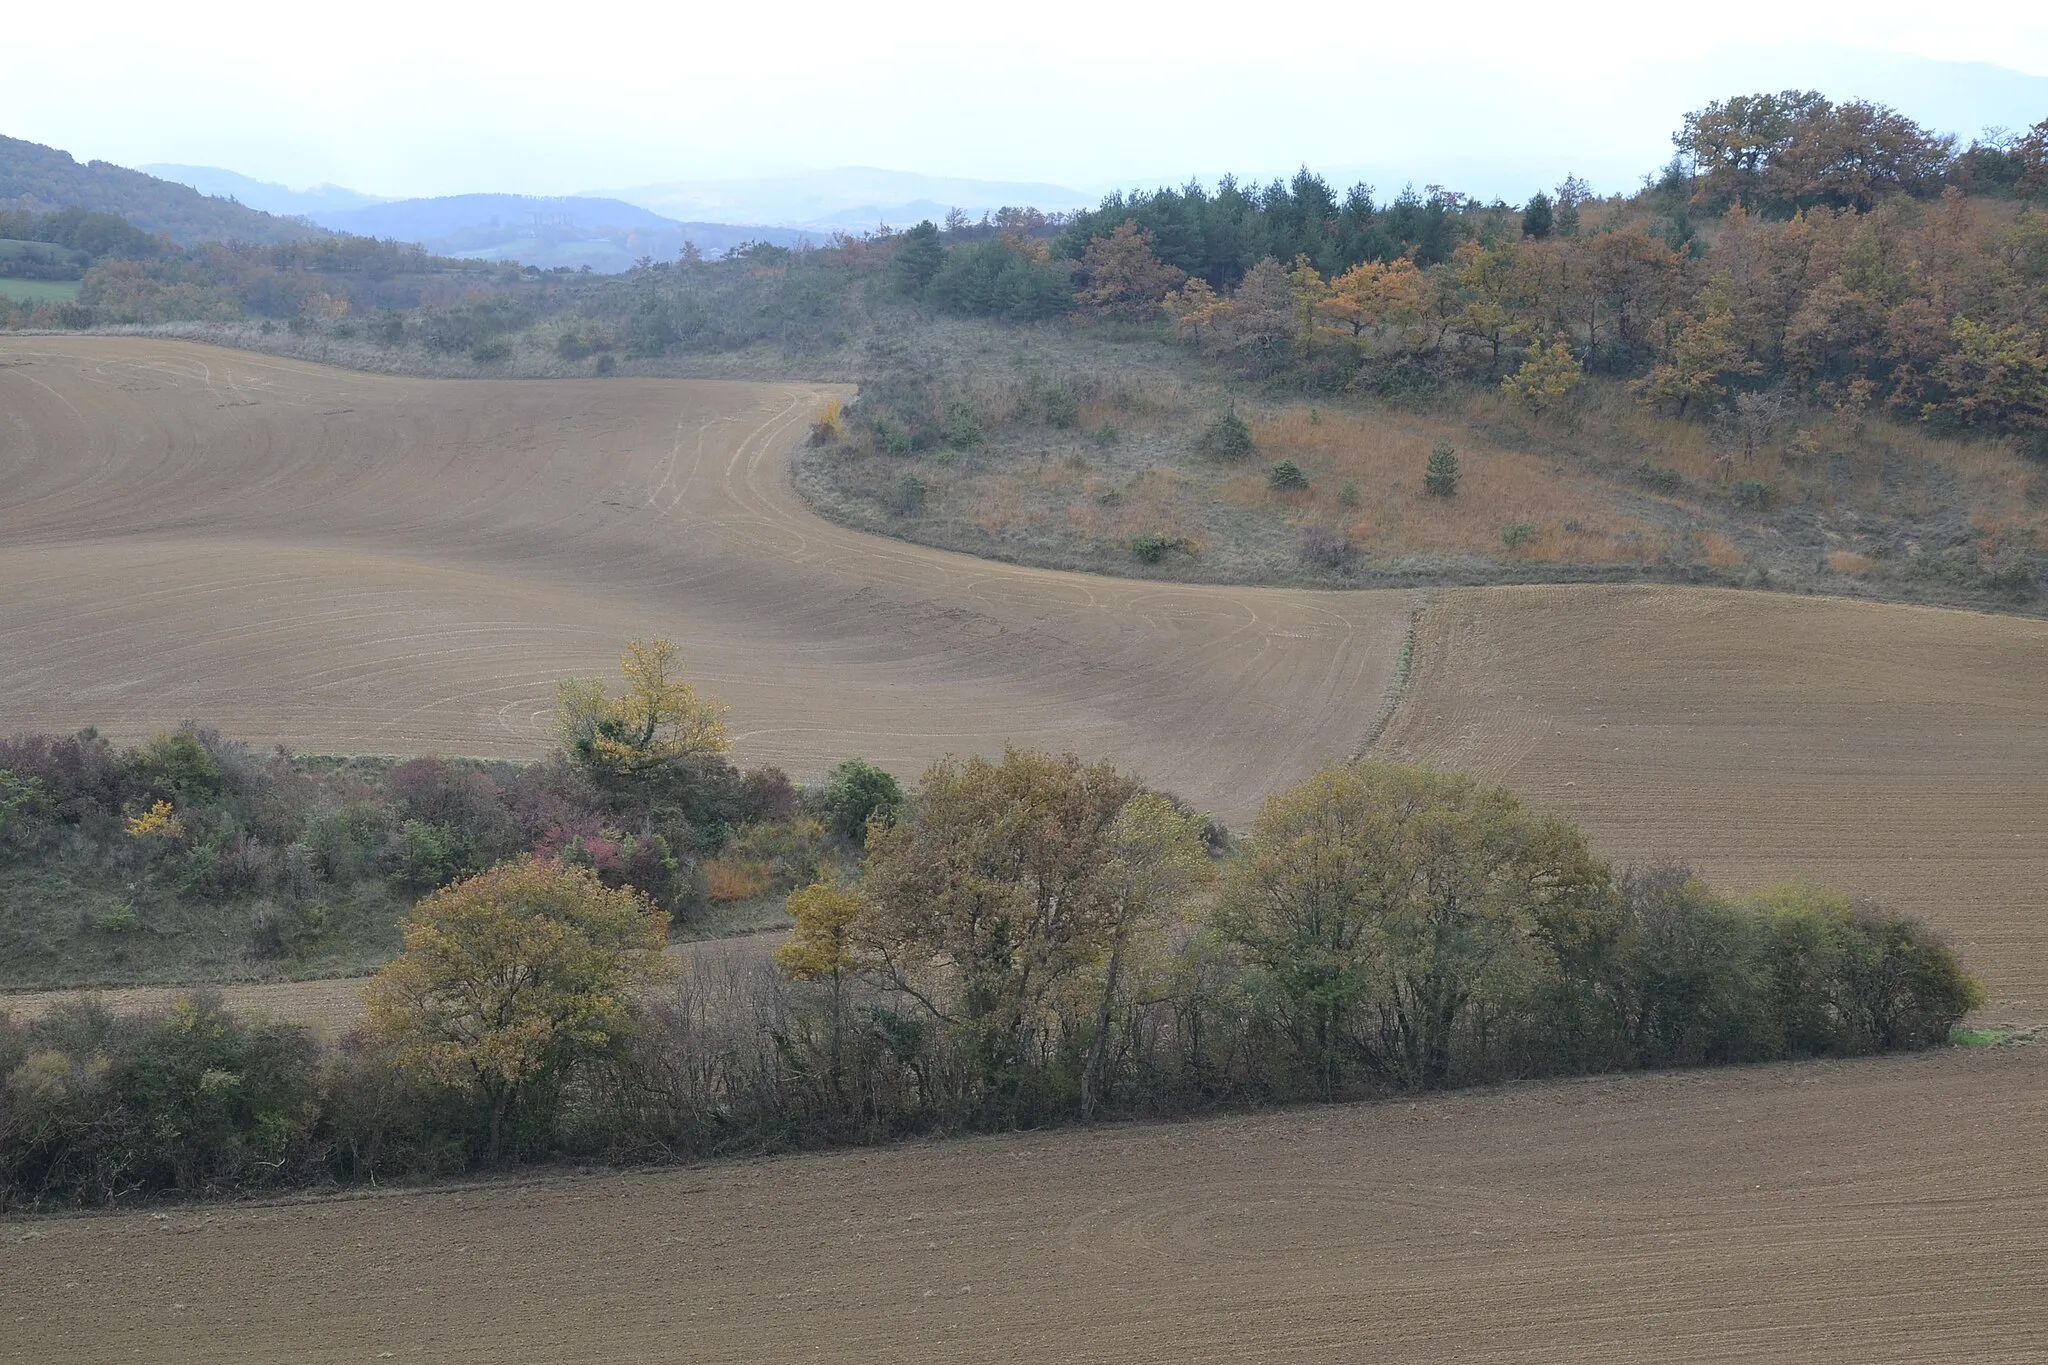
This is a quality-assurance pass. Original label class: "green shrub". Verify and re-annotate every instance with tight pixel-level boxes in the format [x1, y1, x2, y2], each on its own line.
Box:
[1267, 461, 1309, 491]
[1730, 479, 1776, 510]
[1131, 531, 1191, 564]
[0, 999, 321, 1207]
[889, 473, 930, 516]
[1198, 404, 1255, 459]
[823, 759, 903, 845]
[940, 399, 983, 448]
[1502, 521, 1538, 551]
[470, 340, 511, 364]
[1634, 462, 1682, 494]
[1424, 442, 1460, 497]
[395, 819, 467, 891]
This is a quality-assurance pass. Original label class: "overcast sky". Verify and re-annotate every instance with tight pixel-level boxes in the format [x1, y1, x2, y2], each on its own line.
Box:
[9, 0, 2047, 202]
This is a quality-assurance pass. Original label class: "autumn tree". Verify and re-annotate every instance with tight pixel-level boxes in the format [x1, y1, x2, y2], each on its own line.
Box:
[1165, 276, 1223, 342]
[1927, 318, 2048, 433]
[1452, 241, 1540, 372]
[1216, 763, 1608, 1094]
[1080, 792, 1211, 1115]
[1501, 337, 1584, 413]
[556, 639, 730, 790]
[1639, 274, 1758, 417]
[1321, 257, 1431, 341]
[1287, 255, 1335, 363]
[1075, 220, 1186, 320]
[1678, 90, 1827, 211]
[776, 875, 869, 1086]
[368, 856, 674, 1160]
[857, 748, 1144, 1121]
[1217, 256, 1300, 367]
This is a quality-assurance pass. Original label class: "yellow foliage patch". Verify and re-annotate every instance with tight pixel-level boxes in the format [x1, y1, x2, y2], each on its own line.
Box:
[125, 800, 184, 840]
[703, 858, 774, 902]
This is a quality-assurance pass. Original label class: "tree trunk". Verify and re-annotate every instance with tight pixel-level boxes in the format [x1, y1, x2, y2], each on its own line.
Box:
[1080, 942, 1126, 1119]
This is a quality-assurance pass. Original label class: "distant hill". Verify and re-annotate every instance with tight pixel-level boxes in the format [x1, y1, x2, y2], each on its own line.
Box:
[309, 193, 678, 239]
[593, 168, 1097, 231]
[140, 164, 391, 218]
[295, 193, 812, 271]
[0, 136, 321, 246]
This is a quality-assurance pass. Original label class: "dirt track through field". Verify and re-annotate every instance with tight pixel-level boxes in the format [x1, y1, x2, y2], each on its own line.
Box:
[0, 337, 1410, 825]
[6, 1044, 2044, 1363]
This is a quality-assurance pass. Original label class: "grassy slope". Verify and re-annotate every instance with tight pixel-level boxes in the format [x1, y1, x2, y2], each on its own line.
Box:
[789, 319, 2046, 613]
[0, 278, 79, 303]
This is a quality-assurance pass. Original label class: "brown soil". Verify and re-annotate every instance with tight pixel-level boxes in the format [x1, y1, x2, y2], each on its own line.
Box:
[0, 337, 1411, 826]
[1377, 586, 2048, 1022]
[6, 1045, 2043, 1363]
[7, 338, 2048, 1361]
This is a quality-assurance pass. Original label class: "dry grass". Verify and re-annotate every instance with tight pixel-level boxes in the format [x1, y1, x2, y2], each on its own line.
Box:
[1250, 406, 1670, 564]
[702, 858, 774, 902]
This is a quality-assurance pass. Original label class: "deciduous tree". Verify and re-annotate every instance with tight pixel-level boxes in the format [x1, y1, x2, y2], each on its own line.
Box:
[368, 856, 674, 1159]
[555, 639, 730, 788]
[1075, 220, 1186, 320]
[857, 748, 1142, 1121]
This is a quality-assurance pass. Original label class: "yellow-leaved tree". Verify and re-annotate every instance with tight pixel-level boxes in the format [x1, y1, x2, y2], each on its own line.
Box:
[775, 875, 870, 1084]
[368, 856, 675, 1160]
[1502, 337, 1586, 413]
[555, 638, 730, 787]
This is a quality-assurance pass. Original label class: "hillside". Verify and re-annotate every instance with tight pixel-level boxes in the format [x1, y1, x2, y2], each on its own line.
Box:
[0, 136, 320, 246]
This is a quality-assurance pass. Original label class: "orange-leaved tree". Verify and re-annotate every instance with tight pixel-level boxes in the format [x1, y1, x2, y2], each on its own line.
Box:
[1076, 220, 1186, 320]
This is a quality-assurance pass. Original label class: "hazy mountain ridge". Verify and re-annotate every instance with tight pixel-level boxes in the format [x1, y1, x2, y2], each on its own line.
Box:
[0, 136, 319, 246]
[591, 167, 1097, 231]
[140, 164, 392, 218]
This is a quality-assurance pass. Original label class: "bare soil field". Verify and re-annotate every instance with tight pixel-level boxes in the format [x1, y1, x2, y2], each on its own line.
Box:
[7, 338, 2048, 1361]
[0, 337, 1410, 825]
[6, 1044, 2043, 1363]
[1378, 586, 2048, 1022]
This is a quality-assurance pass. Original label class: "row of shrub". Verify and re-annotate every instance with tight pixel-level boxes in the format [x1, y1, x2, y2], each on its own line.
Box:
[0, 752, 1982, 1210]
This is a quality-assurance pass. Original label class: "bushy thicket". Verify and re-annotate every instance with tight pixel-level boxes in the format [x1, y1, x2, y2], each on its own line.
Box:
[0, 724, 822, 985]
[0, 756, 1981, 1211]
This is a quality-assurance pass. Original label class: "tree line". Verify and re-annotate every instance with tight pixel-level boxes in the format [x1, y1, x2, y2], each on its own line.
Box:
[0, 656, 1982, 1208]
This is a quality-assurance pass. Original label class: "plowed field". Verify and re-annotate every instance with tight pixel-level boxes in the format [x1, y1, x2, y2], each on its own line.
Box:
[1379, 586, 2048, 1018]
[5, 337, 2048, 1361]
[0, 337, 1410, 825]
[6, 1045, 2043, 1363]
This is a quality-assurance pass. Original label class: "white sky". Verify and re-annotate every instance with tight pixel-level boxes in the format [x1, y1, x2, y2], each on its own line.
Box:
[8, 0, 2047, 201]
